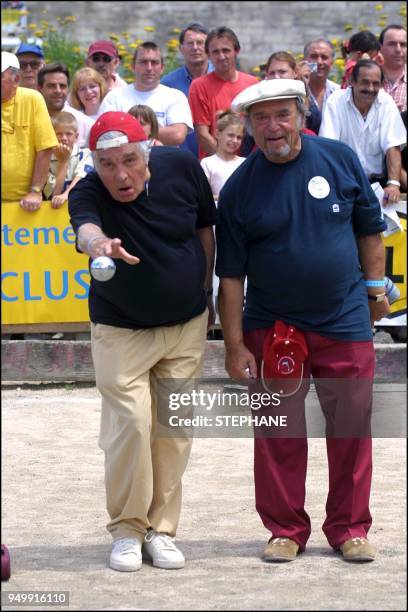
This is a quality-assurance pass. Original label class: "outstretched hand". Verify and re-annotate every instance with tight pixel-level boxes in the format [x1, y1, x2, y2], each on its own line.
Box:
[90, 237, 140, 265]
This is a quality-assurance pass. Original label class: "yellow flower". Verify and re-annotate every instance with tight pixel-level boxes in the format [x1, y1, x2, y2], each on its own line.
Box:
[19, 9, 29, 15]
[252, 66, 261, 74]
[109, 33, 120, 41]
[144, 26, 156, 32]
[375, 4, 384, 10]
[171, 27, 181, 33]
[121, 32, 130, 38]
[72, 47, 81, 54]
[128, 42, 139, 49]
[331, 38, 339, 47]
[344, 24, 353, 31]
[400, 5, 407, 16]
[334, 58, 345, 69]
[27, 23, 37, 30]
[166, 38, 179, 48]
[34, 30, 44, 37]
[64, 15, 77, 22]
[40, 21, 49, 28]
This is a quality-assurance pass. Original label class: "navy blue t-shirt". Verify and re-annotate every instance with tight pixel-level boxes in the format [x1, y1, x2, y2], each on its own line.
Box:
[69, 147, 217, 328]
[216, 135, 387, 341]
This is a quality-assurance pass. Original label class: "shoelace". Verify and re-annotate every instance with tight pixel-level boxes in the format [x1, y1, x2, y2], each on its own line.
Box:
[350, 537, 367, 545]
[270, 537, 291, 546]
[145, 531, 177, 551]
[114, 538, 140, 554]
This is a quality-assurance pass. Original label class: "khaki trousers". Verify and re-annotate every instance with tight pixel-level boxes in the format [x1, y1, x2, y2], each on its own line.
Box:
[91, 310, 208, 542]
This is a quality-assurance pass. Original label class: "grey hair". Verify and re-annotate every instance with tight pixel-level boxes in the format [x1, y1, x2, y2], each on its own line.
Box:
[92, 130, 151, 163]
[245, 97, 309, 136]
[303, 38, 335, 58]
[7, 66, 20, 79]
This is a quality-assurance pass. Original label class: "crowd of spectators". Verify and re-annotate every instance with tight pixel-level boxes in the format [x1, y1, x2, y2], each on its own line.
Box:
[1, 23, 406, 207]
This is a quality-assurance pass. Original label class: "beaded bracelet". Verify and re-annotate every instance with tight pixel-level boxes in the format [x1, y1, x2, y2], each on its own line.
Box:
[365, 279, 386, 287]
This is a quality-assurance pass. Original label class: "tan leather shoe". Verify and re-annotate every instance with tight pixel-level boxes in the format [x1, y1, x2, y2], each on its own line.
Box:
[263, 537, 299, 562]
[340, 537, 376, 562]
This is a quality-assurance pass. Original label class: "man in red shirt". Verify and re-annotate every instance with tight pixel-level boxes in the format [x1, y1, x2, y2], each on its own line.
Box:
[189, 26, 258, 159]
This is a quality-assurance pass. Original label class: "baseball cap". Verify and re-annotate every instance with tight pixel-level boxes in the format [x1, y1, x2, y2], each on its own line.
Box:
[2, 51, 20, 73]
[87, 40, 119, 59]
[89, 111, 148, 151]
[16, 43, 44, 58]
[261, 321, 308, 397]
[232, 79, 306, 113]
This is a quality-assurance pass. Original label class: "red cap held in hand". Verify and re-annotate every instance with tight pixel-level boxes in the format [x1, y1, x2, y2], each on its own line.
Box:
[261, 321, 308, 397]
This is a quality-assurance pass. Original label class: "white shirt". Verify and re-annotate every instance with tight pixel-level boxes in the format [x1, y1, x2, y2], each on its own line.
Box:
[309, 78, 340, 113]
[200, 153, 246, 199]
[63, 102, 94, 149]
[43, 144, 93, 199]
[98, 83, 193, 132]
[319, 87, 406, 177]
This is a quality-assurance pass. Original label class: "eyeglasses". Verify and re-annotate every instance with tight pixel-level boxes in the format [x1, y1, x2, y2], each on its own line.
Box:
[19, 60, 42, 70]
[136, 59, 162, 67]
[183, 40, 206, 48]
[89, 54, 113, 63]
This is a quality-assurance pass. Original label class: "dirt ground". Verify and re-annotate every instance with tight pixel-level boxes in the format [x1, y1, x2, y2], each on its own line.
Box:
[1, 383, 406, 611]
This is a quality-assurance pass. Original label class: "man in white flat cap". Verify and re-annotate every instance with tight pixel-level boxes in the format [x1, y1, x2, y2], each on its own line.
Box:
[216, 79, 390, 563]
[1, 51, 58, 209]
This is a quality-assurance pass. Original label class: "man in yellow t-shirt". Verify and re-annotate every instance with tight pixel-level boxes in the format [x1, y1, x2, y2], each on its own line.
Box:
[1, 52, 58, 210]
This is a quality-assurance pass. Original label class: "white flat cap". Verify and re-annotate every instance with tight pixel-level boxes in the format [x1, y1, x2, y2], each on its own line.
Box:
[2, 51, 20, 73]
[232, 79, 306, 113]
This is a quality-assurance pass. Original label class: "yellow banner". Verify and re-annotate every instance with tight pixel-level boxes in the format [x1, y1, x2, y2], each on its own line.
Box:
[1, 201, 406, 326]
[1, 202, 90, 324]
[383, 209, 406, 316]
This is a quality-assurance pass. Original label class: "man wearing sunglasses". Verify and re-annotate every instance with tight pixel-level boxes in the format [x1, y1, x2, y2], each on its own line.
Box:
[15, 43, 45, 91]
[86, 40, 126, 92]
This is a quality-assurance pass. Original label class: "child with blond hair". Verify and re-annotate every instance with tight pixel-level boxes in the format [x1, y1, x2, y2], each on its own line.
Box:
[200, 110, 245, 201]
[128, 104, 163, 146]
[44, 111, 93, 208]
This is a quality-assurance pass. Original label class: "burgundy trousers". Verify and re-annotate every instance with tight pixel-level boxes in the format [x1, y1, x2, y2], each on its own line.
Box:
[244, 328, 375, 550]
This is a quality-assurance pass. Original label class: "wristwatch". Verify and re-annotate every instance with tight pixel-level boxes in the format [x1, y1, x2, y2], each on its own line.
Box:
[368, 292, 386, 302]
[30, 185, 42, 193]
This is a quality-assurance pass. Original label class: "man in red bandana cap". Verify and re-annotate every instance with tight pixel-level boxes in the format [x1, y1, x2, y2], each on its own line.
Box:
[68, 111, 216, 572]
[216, 79, 390, 564]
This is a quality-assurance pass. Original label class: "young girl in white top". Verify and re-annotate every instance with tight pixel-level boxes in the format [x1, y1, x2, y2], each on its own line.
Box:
[200, 110, 245, 202]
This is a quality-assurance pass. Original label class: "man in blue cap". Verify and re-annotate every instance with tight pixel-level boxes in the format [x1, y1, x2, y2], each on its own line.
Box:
[16, 42, 45, 90]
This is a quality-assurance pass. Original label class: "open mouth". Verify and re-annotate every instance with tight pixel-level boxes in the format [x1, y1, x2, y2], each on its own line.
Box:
[118, 186, 134, 196]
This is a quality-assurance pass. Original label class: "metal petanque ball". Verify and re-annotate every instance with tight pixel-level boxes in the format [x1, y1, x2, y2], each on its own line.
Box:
[90, 256, 116, 281]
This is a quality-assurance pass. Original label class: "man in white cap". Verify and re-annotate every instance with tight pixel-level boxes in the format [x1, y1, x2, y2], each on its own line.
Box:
[216, 79, 390, 563]
[1, 51, 58, 208]
[68, 111, 216, 572]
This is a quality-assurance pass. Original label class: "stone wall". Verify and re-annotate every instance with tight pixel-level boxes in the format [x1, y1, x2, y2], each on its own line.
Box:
[15, 1, 408, 69]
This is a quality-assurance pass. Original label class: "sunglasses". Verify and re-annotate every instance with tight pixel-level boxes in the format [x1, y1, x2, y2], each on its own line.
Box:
[19, 60, 42, 70]
[90, 54, 113, 63]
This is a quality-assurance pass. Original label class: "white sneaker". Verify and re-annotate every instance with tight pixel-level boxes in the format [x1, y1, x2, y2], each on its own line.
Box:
[143, 530, 185, 569]
[110, 537, 142, 572]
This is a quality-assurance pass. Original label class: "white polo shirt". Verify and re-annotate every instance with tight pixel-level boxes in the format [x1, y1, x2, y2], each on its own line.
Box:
[97, 83, 193, 132]
[319, 87, 406, 177]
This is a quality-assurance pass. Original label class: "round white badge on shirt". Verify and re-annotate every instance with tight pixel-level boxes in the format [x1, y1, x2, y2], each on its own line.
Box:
[308, 176, 330, 199]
